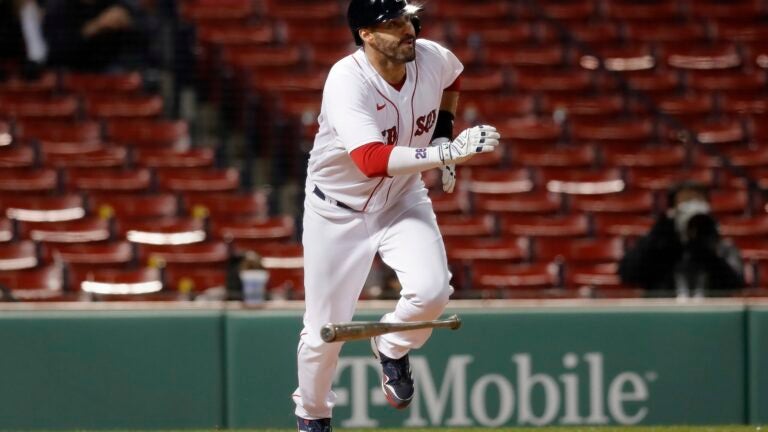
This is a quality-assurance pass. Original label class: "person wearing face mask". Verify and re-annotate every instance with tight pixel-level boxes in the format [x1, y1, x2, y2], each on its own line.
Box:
[618, 181, 745, 297]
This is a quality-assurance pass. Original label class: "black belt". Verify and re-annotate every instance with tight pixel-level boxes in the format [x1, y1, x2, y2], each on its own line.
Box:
[313, 186, 357, 211]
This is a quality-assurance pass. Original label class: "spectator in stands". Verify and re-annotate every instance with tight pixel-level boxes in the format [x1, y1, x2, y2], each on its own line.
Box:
[0, 0, 47, 80]
[619, 181, 745, 297]
[43, 0, 149, 71]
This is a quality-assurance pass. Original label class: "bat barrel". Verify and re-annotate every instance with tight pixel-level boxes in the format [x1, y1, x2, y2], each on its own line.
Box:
[320, 314, 462, 343]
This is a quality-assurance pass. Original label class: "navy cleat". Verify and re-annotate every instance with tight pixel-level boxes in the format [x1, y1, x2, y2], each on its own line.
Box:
[296, 417, 331, 432]
[371, 337, 414, 409]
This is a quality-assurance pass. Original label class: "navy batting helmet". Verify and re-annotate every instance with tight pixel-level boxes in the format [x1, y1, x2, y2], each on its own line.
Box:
[347, 0, 422, 46]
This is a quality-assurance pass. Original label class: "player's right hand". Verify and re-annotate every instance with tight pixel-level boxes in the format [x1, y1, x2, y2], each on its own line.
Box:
[436, 125, 500, 166]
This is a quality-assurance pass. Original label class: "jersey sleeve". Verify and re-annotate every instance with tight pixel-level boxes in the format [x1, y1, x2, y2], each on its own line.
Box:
[418, 39, 464, 90]
[322, 64, 384, 153]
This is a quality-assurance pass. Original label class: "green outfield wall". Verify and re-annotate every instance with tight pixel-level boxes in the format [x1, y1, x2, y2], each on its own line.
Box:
[0, 303, 763, 430]
[749, 306, 768, 424]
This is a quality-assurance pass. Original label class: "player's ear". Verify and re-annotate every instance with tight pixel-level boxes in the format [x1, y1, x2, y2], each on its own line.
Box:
[359, 27, 374, 45]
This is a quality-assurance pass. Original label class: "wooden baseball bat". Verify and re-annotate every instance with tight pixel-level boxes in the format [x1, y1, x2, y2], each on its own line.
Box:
[320, 314, 462, 343]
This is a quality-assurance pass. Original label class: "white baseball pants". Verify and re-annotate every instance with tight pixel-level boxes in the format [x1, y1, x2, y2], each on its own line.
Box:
[293, 188, 452, 420]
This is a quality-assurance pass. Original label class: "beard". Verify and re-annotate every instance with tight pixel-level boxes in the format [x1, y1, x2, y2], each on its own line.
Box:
[370, 34, 416, 64]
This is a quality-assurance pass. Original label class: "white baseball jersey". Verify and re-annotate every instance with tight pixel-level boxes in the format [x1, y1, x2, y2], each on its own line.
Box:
[305, 39, 463, 213]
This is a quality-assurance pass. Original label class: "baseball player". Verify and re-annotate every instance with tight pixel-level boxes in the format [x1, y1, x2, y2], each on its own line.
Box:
[294, 1, 500, 431]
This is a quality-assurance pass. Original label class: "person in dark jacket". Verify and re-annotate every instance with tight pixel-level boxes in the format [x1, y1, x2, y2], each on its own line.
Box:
[43, 0, 148, 71]
[619, 181, 745, 297]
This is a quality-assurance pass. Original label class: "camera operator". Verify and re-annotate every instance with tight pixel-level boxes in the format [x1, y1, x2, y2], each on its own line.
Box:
[618, 181, 745, 297]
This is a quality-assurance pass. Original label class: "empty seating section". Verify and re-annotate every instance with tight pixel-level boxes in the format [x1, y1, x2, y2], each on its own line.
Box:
[1, 0, 768, 300]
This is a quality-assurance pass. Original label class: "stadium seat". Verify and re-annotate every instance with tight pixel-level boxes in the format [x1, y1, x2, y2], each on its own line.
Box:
[0, 218, 13, 242]
[721, 95, 768, 116]
[689, 1, 765, 21]
[713, 21, 768, 43]
[135, 148, 215, 169]
[43, 146, 129, 169]
[693, 147, 768, 169]
[137, 241, 230, 268]
[428, 190, 467, 215]
[0, 145, 36, 168]
[540, 168, 625, 195]
[280, 22, 351, 46]
[623, 22, 709, 43]
[628, 167, 715, 191]
[183, 192, 269, 220]
[157, 168, 241, 193]
[501, 214, 589, 238]
[657, 93, 716, 121]
[107, 119, 190, 149]
[180, 0, 255, 25]
[18, 217, 110, 243]
[446, 237, 529, 262]
[571, 118, 655, 144]
[535, 236, 624, 263]
[602, 146, 686, 169]
[0, 71, 57, 96]
[458, 69, 506, 93]
[0, 265, 67, 300]
[474, 191, 563, 215]
[0, 194, 85, 222]
[540, 1, 597, 22]
[733, 237, 768, 262]
[265, 0, 342, 22]
[603, 1, 683, 21]
[432, 0, 511, 20]
[563, 262, 623, 289]
[90, 193, 179, 221]
[570, 190, 656, 215]
[210, 216, 295, 243]
[0, 95, 79, 120]
[621, 70, 682, 95]
[0, 168, 59, 194]
[513, 145, 596, 168]
[539, 94, 625, 120]
[664, 42, 742, 70]
[687, 70, 767, 93]
[42, 241, 134, 267]
[593, 214, 655, 238]
[0, 240, 38, 270]
[498, 117, 563, 144]
[459, 93, 535, 123]
[471, 262, 560, 291]
[66, 168, 152, 193]
[436, 214, 496, 238]
[579, 44, 656, 72]
[84, 94, 164, 119]
[708, 189, 750, 215]
[466, 168, 535, 195]
[514, 69, 593, 94]
[567, 22, 622, 45]
[486, 44, 567, 68]
[76, 266, 164, 298]
[164, 266, 228, 294]
[14, 119, 101, 145]
[61, 71, 143, 94]
[118, 217, 206, 245]
[450, 21, 535, 45]
[720, 215, 768, 238]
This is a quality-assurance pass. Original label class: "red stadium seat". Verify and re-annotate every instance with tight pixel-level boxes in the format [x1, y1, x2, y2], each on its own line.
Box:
[0, 72, 57, 96]
[466, 168, 535, 195]
[428, 190, 467, 215]
[180, 0, 255, 25]
[541, 1, 597, 21]
[603, 1, 683, 21]
[43, 146, 128, 169]
[693, 147, 768, 169]
[713, 22, 768, 43]
[472, 262, 560, 290]
[281, 22, 351, 46]
[602, 146, 686, 169]
[458, 69, 506, 93]
[622, 70, 682, 94]
[164, 266, 228, 294]
[61, 71, 143, 94]
[451, 21, 535, 45]
[41, 241, 134, 266]
[196, 23, 274, 47]
[733, 237, 768, 262]
[571, 118, 655, 144]
[563, 263, 625, 290]
[137, 241, 230, 267]
[486, 44, 567, 68]
[664, 42, 742, 70]
[502, 214, 589, 238]
[14, 120, 101, 144]
[85, 95, 163, 119]
[498, 117, 563, 144]
[135, 148, 214, 169]
[628, 167, 715, 191]
[446, 237, 530, 265]
[90, 193, 179, 221]
[568, 22, 622, 45]
[474, 191, 563, 215]
[107, 119, 190, 149]
[437, 214, 496, 238]
[580, 44, 656, 72]
[0, 168, 58, 194]
[720, 215, 768, 238]
[0, 265, 68, 300]
[570, 190, 656, 215]
[0, 95, 79, 120]
[536, 237, 624, 263]
[210, 216, 295, 242]
[0, 194, 85, 222]
[459, 93, 535, 123]
[657, 94, 716, 121]
[183, 192, 269, 220]
[0, 240, 38, 270]
[0, 145, 35, 168]
[223, 45, 304, 70]
[266, 1, 342, 21]
[539, 94, 625, 120]
[433, 0, 511, 20]
[689, 1, 765, 21]
[157, 168, 240, 193]
[721, 95, 768, 116]
[676, 119, 746, 146]
[118, 217, 205, 245]
[593, 214, 654, 238]
[623, 22, 709, 43]
[18, 217, 111, 243]
[76, 266, 164, 297]
[66, 168, 152, 193]
[709, 189, 750, 215]
[514, 69, 593, 94]
[687, 70, 767, 93]
[513, 145, 596, 168]
[540, 168, 625, 195]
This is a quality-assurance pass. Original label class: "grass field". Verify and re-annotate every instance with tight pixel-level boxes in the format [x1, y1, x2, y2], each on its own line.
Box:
[57, 427, 764, 432]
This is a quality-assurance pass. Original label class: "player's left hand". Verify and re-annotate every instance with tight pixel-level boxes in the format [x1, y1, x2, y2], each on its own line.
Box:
[430, 138, 457, 193]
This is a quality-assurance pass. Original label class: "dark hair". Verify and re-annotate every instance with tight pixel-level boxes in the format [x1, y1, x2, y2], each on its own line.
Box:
[666, 181, 709, 207]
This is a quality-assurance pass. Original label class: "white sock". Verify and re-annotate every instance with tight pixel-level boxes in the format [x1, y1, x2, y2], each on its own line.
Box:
[20, 1, 47, 63]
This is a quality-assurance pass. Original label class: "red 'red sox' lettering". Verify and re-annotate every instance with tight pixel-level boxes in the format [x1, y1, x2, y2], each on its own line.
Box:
[381, 126, 398, 145]
[414, 109, 437, 136]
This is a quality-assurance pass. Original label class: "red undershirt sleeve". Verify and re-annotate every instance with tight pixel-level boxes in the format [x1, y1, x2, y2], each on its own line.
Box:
[349, 142, 396, 178]
[445, 76, 461, 92]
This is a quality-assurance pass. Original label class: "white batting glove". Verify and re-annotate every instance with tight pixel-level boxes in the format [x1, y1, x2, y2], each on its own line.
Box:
[435, 125, 500, 166]
[430, 138, 457, 193]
